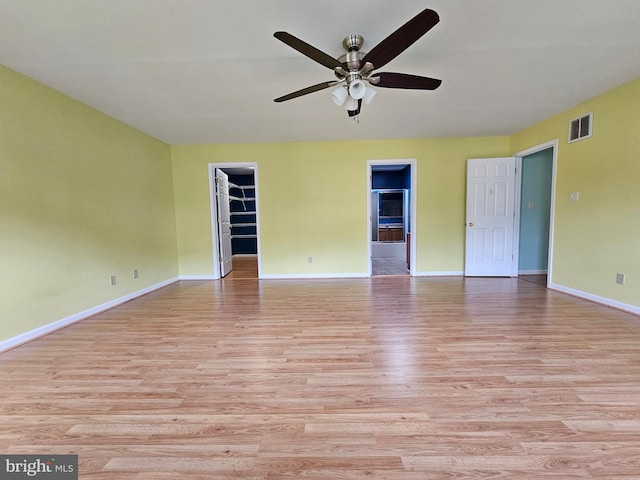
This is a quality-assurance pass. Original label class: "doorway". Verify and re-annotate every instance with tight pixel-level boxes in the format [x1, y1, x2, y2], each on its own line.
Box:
[209, 162, 261, 279]
[514, 142, 556, 287]
[367, 159, 416, 276]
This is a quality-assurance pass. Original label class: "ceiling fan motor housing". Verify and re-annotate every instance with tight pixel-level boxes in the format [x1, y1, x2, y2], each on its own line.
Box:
[337, 34, 367, 77]
[342, 34, 364, 52]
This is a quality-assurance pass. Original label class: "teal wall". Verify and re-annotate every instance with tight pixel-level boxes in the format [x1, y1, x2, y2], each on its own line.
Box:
[519, 148, 553, 272]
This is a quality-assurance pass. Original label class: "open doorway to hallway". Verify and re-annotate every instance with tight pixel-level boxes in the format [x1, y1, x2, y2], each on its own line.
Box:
[368, 160, 416, 276]
[515, 142, 556, 288]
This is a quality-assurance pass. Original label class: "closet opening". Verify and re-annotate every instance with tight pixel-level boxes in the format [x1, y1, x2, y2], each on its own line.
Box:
[209, 163, 260, 279]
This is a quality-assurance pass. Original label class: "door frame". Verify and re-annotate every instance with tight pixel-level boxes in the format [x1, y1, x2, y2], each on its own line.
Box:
[512, 139, 558, 286]
[208, 162, 262, 279]
[367, 159, 417, 276]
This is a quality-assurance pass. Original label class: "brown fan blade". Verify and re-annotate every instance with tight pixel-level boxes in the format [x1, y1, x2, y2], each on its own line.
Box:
[274, 31, 344, 70]
[362, 9, 439, 70]
[274, 81, 337, 102]
[372, 72, 441, 90]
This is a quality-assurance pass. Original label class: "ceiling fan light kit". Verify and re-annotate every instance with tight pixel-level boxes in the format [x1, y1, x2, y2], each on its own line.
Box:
[344, 96, 359, 112]
[273, 8, 442, 121]
[331, 86, 349, 106]
[363, 85, 377, 105]
[348, 79, 367, 99]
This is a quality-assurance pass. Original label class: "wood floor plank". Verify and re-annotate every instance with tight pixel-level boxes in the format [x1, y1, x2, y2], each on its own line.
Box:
[1, 276, 640, 478]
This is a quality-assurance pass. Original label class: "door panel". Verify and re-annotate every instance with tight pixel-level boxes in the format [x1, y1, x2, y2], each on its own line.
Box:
[465, 157, 516, 276]
[215, 169, 233, 277]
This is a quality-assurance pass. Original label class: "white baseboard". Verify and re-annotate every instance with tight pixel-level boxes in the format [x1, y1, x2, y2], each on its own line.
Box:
[549, 282, 640, 316]
[261, 273, 369, 280]
[0, 277, 179, 353]
[414, 271, 464, 277]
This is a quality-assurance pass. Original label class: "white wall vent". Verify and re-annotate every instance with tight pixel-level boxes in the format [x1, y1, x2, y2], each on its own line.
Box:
[568, 112, 592, 143]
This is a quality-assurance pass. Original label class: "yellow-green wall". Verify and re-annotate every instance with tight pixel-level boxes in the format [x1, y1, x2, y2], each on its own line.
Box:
[0, 65, 179, 343]
[3, 58, 638, 346]
[511, 77, 640, 308]
[171, 137, 510, 277]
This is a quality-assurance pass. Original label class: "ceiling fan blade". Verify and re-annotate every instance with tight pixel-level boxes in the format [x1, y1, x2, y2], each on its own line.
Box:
[274, 81, 337, 102]
[274, 31, 344, 70]
[372, 72, 442, 90]
[362, 9, 439, 69]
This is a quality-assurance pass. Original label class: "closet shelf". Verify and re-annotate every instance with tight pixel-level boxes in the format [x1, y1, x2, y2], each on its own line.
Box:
[232, 234, 257, 239]
[231, 223, 256, 228]
[229, 182, 255, 190]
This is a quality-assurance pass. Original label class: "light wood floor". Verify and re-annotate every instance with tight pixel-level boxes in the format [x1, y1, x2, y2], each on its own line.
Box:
[224, 256, 258, 279]
[519, 274, 548, 286]
[2, 277, 640, 479]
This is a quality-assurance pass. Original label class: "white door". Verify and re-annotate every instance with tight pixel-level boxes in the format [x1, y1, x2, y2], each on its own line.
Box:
[465, 157, 516, 277]
[215, 168, 233, 277]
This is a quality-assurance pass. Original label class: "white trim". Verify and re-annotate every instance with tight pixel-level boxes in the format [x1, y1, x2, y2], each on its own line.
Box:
[512, 155, 523, 276]
[549, 282, 640, 316]
[261, 273, 369, 280]
[0, 277, 179, 353]
[414, 271, 464, 277]
[208, 162, 262, 280]
[367, 159, 417, 277]
[513, 139, 558, 288]
[513, 139, 558, 160]
[208, 165, 221, 279]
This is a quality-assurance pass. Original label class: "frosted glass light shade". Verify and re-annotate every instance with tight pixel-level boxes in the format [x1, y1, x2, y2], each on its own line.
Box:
[348, 79, 367, 100]
[363, 85, 377, 105]
[331, 86, 348, 106]
[344, 96, 359, 111]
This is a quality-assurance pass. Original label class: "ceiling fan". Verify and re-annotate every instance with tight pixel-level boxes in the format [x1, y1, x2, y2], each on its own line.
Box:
[273, 8, 442, 120]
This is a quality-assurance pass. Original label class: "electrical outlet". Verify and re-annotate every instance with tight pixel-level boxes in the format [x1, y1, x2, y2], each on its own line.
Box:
[133, 269, 139, 279]
[569, 191, 580, 201]
[110, 275, 117, 286]
[616, 273, 625, 285]
[308, 256, 313, 264]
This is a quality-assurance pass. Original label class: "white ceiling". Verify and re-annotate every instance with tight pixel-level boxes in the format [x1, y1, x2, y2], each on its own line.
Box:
[2, 0, 640, 145]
